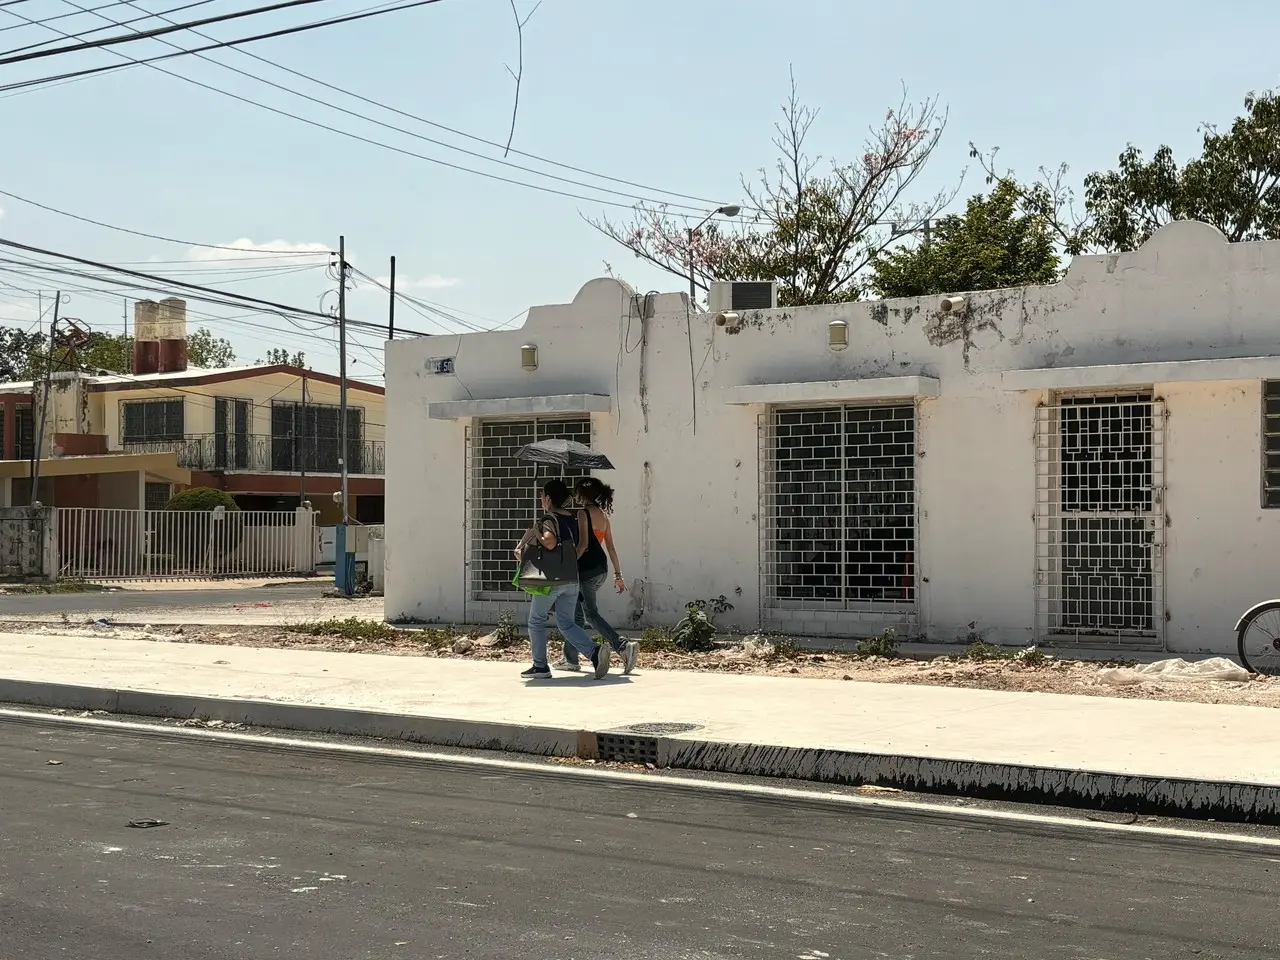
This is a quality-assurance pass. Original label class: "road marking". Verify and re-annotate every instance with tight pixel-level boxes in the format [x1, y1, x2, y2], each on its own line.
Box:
[3, 706, 1277, 849]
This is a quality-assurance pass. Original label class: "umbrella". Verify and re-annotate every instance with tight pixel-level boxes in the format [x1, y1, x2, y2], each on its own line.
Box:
[516, 438, 615, 470]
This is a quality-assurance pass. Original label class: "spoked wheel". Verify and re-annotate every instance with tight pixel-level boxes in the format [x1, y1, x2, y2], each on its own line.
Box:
[1237, 601, 1280, 676]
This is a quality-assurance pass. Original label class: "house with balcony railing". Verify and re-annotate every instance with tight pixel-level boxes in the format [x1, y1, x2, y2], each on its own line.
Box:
[1, 298, 385, 525]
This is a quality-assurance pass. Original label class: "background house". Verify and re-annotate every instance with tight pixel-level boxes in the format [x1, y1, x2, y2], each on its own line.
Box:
[1, 298, 385, 525]
[385, 220, 1280, 657]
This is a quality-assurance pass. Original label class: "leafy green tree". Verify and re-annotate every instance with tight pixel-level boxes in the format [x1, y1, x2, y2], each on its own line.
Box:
[185, 328, 236, 369]
[975, 89, 1280, 255]
[0, 326, 43, 381]
[256, 347, 306, 366]
[591, 75, 958, 306]
[869, 180, 1061, 298]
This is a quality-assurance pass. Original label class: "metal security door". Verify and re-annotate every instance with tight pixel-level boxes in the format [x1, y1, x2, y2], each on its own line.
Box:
[1034, 394, 1165, 649]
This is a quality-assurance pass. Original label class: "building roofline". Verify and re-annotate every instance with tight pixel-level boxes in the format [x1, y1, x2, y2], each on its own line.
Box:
[86, 364, 384, 396]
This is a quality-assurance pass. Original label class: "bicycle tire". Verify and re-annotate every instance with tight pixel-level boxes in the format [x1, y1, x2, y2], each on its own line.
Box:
[1237, 599, 1280, 675]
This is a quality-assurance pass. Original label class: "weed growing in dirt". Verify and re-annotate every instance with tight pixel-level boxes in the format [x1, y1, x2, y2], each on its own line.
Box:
[855, 628, 899, 658]
[1015, 645, 1051, 667]
[490, 610, 523, 648]
[286, 618, 403, 642]
[964, 640, 1010, 661]
[639, 627, 675, 651]
[673, 595, 734, 652]
[0, 579, 115, 595]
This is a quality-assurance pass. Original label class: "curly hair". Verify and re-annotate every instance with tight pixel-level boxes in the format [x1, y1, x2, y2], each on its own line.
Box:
[574, 476, 615, 514]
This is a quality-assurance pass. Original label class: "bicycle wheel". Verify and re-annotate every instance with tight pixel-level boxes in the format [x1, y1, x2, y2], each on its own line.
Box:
[1237, 600, 1280, 675]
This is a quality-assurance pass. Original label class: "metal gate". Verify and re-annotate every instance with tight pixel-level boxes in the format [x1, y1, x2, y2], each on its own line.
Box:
[464, 416, 592, 599]
[56, 507, 318, 580]
[1034, 394, 1166, 649]
[759, 403, 918, 635]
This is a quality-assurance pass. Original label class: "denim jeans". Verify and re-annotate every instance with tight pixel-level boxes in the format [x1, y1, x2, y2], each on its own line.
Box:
[560, 571, 626, 664]
[529, 582, 599, 670]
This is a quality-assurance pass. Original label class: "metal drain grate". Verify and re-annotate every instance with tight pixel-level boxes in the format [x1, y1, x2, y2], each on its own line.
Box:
[596, 734, 659, 765]
[617, 722, 701, 736]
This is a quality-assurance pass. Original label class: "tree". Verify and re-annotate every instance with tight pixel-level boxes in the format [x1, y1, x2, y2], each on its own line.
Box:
[591, 75, 959, 307]
[0, 326, 43, 381]
[974, 89, 1280, 255]
[1, 325, 235, 381]
[869, 180, 1061, 298]
[256, 348, 306, 367]
[186, 328, 236, 369]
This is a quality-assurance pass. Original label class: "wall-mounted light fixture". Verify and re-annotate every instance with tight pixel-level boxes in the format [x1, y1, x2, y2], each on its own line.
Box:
[828, 319, 849, 351]
[521, 344, 538, 371]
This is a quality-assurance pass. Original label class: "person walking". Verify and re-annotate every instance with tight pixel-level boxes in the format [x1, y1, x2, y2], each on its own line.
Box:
[552, 476, 640, 675]
[514, 479, 610, 681]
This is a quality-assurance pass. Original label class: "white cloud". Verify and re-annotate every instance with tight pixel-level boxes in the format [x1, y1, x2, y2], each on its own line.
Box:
[372, 273, 459, 291]
[184, 238, 332, 262]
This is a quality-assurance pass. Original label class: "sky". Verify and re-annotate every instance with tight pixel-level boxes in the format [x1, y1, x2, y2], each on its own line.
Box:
[1, 0, 1278, 381]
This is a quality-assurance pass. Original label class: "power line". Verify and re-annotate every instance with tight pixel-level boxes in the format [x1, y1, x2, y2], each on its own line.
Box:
[0, 239, 436, 340]
[0, 0, 221, 47]
[83, 0, 727, 210]
[0, 0, 445, 91]
[0, 3, 722, 212]
[0, 0, 334, 66]
[0, 186, 334, 254]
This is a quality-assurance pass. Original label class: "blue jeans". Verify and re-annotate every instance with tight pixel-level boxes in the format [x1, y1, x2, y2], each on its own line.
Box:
[561, 571, 626, 664]
[529, 582, 599, 670]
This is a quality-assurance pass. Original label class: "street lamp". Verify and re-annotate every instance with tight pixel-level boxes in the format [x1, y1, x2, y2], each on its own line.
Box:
[688, 204, 742, 308]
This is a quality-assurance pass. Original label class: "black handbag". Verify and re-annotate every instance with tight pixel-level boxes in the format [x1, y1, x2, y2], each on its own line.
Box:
[515, 514, 580, 590]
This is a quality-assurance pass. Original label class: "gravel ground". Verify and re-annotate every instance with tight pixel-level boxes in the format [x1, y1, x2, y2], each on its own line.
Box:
[6, 618, 1278, 708]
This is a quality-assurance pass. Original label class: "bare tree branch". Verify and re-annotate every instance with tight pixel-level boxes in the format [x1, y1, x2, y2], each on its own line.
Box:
[968, 142, 1094, 255]
[503, 0, 541, 157]
[587, 78, 959, 306]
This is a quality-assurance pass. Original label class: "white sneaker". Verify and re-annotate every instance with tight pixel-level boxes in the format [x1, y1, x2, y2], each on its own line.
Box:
[552, 659, 581, 672]
[622, 641, 639, 675]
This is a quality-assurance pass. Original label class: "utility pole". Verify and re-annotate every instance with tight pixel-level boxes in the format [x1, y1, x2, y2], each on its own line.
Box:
[299, 367, 308, 507]
[388, 255, 396, 340]
[30, 291, 61, 503]
[337, 235, 349, 524]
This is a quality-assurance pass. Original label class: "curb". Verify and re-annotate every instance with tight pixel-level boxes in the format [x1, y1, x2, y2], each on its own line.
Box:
[3, 677, 1278, 824]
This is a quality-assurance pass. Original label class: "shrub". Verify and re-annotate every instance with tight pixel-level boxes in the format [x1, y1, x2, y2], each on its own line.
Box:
[165, 487, 239, 512]
[158, 487, 243, 571]
[672, 595, 734, 652]
[490, 610, 522, 648]
[855, 628, 899, 658]
[965, 640, 1010, 661]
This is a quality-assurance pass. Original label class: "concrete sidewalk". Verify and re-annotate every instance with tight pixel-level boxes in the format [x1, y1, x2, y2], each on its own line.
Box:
[1, 631, 1276, 821]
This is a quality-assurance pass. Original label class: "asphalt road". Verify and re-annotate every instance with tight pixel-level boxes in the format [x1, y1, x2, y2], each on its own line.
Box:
[2, 720, 1275, 960]
[0, 582, 325, 615]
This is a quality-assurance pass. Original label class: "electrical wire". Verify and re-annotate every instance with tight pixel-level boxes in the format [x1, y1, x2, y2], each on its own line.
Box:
[0, 2, 729, 212]
[0, 0, 445, 90]
[0, 0, 221, 46]
[0, 0, 335, 66]
[58, 0, 725, 210]
[0, 186, 334, 255]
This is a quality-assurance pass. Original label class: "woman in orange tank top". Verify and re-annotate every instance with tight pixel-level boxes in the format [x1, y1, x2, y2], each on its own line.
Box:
[553, 477, 640, 675]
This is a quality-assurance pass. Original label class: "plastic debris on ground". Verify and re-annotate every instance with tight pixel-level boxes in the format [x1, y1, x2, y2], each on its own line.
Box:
[1096, 657, 1250, 686]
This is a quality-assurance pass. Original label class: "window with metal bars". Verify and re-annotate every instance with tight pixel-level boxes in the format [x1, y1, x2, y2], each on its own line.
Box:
[122, 398, 185, 443]
[469, 416, 591, 596]
[15, 404, 35, 460]
[767, 404, 916, 606]
[270, 401, 363, 473]
[1264, 381, 1280, 508]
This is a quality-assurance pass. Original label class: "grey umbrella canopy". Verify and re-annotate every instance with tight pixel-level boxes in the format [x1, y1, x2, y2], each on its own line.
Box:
[515, 438, 615, 470]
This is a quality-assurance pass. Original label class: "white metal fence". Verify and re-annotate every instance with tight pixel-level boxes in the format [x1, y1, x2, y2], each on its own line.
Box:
[56, 507, 317, 580]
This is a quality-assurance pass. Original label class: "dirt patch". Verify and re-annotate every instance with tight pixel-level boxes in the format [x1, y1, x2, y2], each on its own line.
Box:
[4, 620, 1276, 708]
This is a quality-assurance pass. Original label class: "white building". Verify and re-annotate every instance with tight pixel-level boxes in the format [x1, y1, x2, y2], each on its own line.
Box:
[385, 221, 1280, 655]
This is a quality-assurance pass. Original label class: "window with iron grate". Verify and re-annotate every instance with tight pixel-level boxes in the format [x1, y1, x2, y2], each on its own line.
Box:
[122, 399, 185, 443]
[1264, 382, 1280, 508]
[470, 417, 591, 596]
[766, 404, 916, 606]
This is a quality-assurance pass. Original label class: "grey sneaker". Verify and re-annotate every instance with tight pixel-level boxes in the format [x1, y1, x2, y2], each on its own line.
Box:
[621, 641, 639, 675]
[592, 644, 611, 680]
[552, 658, 581, 672]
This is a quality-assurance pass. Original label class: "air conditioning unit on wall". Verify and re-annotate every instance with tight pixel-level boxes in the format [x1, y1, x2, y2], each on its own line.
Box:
[707, 281, 777, 313]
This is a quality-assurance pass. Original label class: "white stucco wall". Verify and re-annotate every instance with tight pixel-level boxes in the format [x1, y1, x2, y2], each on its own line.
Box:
[386, 221, 1280, 655]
